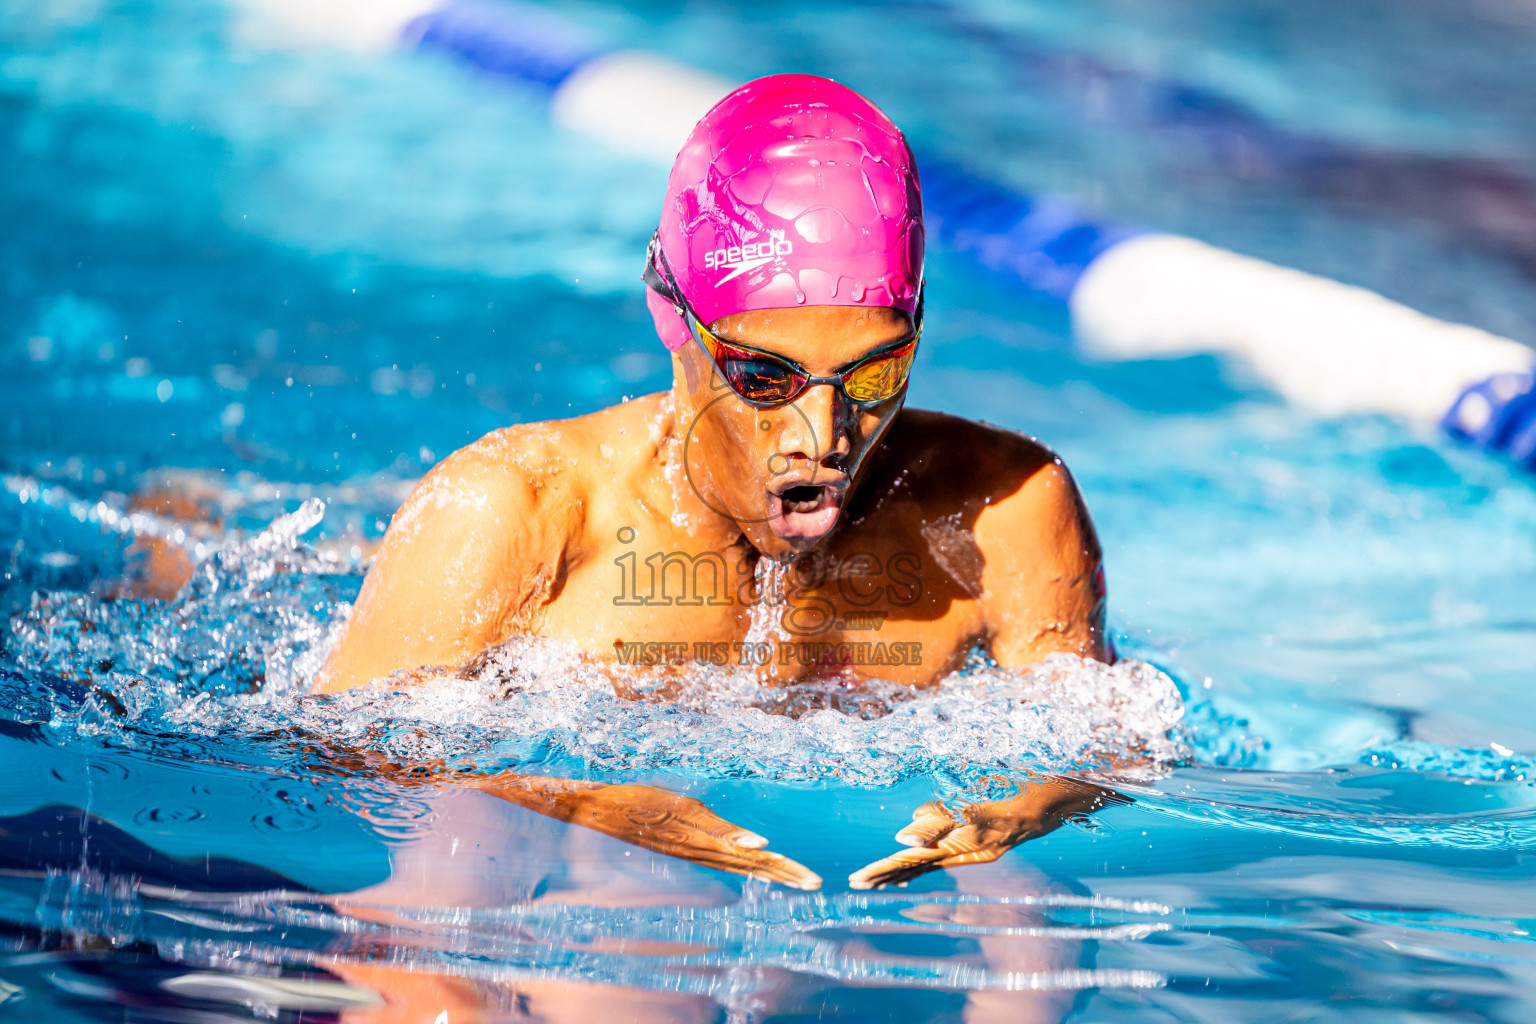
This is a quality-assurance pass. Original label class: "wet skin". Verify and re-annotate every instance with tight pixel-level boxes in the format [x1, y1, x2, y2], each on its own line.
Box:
[317, 304, 1115, 890]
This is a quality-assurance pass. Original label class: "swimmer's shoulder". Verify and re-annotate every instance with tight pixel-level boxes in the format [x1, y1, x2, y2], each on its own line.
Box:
[476, 391, 669, 497]
[878, 406, 1096, 553]
[882, 409, 1102, 650]
[324, 413, 628, 694]
[413, 423, 571, 522]
[398, 394, 671, 549]
[881, 407, 1067, 504]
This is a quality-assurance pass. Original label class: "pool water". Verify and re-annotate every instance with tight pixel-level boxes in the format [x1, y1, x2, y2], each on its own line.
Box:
[4, 0, 1536, 1019]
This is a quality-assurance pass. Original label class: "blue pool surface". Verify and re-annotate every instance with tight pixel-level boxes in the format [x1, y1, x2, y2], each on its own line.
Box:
[4, 0, 1536, 1019]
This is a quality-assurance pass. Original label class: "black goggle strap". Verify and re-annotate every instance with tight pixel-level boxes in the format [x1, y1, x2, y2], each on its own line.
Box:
[643, 231, 690, 317]
[644, 233, 739, 394]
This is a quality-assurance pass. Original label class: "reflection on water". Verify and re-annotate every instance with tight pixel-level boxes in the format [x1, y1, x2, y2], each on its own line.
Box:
[8, 797, 1536, 1022]
[2, 803, 1166, 1022]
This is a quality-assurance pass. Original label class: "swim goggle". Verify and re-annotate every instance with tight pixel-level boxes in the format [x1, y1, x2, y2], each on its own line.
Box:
[643, 233, 921, 409]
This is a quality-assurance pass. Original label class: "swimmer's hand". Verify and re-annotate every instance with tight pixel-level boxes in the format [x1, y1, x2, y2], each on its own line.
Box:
[848, 777, 1124, 890]
[477, 775, 822, 891]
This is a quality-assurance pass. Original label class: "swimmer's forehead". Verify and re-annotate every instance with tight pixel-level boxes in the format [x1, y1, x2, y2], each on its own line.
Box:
[707, 306, 914, 367]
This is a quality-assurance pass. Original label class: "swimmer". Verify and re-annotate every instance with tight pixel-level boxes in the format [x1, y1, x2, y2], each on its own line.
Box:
[316, 75, 1119, 890]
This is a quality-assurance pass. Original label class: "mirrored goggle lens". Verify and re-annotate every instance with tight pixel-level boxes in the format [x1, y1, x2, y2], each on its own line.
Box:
[719, 354, 803, 403]
[842, 343, 916, 403]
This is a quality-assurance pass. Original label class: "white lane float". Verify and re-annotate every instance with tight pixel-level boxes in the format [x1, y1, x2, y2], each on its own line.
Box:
[234, 0, 1536, 461]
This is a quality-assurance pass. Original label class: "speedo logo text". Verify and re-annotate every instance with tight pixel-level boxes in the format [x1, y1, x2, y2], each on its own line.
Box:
[703, 235, 793, 285]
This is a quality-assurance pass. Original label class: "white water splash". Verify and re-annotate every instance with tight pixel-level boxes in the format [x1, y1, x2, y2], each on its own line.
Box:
[12, 498, 356, 701]
[10, 501, 1189, 788]
[174, 637, 1189, 789]
[740, 556, 794, 679]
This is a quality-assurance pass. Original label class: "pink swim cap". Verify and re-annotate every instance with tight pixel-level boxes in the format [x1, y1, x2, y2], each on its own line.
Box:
[647, 74, 925, 352]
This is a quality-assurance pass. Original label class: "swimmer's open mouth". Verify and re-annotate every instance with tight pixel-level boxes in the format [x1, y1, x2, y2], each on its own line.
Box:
[768, 479, 846, 541]
[780, 484, 827, 512]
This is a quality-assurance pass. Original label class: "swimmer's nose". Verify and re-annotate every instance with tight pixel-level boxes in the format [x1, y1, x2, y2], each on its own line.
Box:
[778, 383, 851, 466]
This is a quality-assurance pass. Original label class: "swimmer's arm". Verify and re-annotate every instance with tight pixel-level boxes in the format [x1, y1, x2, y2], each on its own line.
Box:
[465, 772, 821, 889]
[321, 744, 820, 889]
[313, 439, 548, 695]
[850, 458, 1120, 889]
[974, 457, 1109, 667]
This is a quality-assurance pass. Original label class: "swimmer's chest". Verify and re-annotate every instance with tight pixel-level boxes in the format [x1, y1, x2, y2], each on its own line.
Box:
[534, 522, 986, 683]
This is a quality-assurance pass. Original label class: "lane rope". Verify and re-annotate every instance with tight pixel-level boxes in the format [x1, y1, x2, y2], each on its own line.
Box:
[235, 0, 1536, 461]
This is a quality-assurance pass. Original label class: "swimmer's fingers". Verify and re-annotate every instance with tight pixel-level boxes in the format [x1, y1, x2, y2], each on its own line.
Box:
[853, 782, 1129, 890]
[894, 800, 960, 847]
[851, 800, 974, 889]
[848, 825, 1003, 891]
[848, 846, 949, 890]
[568, 784, 822, 891]
[678, 842, 823, 892]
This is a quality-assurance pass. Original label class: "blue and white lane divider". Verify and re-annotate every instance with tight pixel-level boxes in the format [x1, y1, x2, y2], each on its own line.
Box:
[236, 0, 1536, 460]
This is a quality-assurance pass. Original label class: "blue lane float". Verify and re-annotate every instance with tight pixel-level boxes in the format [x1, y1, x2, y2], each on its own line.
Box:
[238, 0, 1536, 458]
[400, 0, 599, 88]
